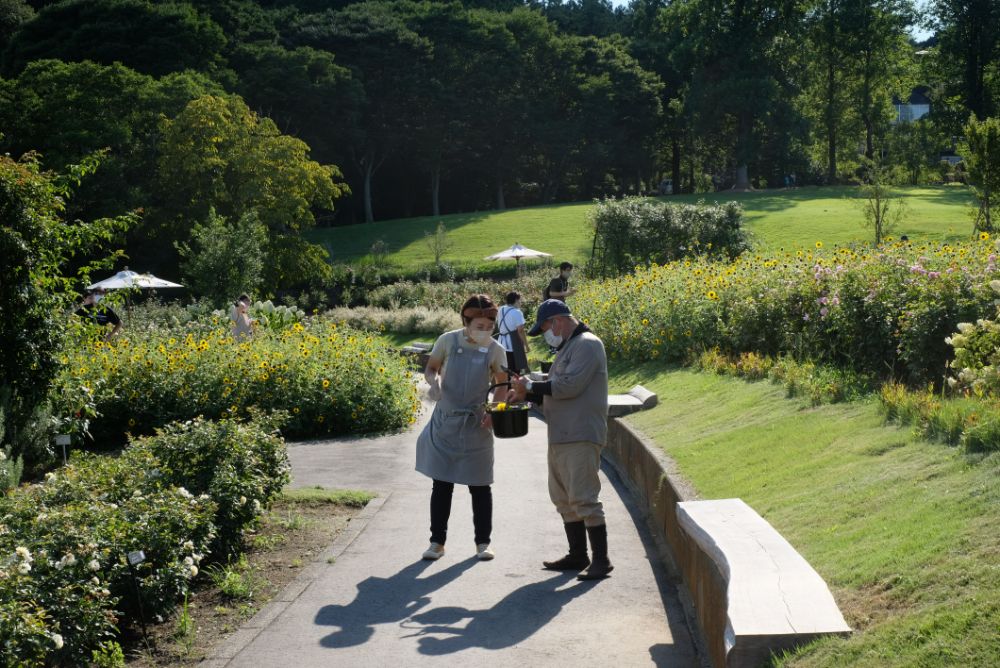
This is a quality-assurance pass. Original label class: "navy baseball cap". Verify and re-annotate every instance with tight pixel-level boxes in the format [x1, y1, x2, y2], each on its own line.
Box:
[528, 299, 572, 336]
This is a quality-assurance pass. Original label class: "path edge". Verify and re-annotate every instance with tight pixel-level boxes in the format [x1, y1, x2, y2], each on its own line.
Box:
[603, 417, 712, 668]
[199, 493, 391, 667]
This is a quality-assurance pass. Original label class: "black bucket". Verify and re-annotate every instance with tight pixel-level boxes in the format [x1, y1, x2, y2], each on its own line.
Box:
[486, 402, 530, 438]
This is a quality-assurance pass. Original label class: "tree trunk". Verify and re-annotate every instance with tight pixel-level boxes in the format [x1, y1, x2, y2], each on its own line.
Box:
[826, 56, 837, 183]
[363, 160, 374, 223]
[430, 165, 441, 217]
[734, 112, 753, 191]
[495, 173, 505, 211]
[671, 136, 681, 196]
[733, 164, 751, 191]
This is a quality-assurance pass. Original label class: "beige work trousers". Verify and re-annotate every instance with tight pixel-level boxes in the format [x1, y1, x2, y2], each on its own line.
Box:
[548, 440, 605, 526]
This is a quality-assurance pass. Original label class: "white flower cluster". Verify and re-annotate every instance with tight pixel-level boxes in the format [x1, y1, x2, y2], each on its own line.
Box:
[14, 546, 32, 574]
[54, 552, 77, 571]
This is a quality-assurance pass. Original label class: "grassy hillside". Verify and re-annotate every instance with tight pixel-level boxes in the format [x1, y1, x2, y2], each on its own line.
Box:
[609, 364, 1000, 667]
[308, 185, 976, 271]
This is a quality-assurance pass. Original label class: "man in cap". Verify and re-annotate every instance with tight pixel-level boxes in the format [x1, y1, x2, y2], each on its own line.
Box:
[512, 299, 612, 580]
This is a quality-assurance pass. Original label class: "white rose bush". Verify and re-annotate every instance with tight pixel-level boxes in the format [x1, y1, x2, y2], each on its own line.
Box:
[0, 412, 291, 665]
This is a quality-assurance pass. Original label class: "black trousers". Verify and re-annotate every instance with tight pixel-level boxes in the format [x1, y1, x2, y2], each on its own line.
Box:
[430, 479, 492, 546]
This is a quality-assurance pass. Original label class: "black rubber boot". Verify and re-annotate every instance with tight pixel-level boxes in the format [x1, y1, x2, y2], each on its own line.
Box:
[577, 524, 613, 580]
[543, 521, 590, 571]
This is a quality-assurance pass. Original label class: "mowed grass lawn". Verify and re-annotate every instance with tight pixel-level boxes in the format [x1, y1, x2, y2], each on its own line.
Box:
[610, 364, 1000, 667]
[308, 185, 977, 270]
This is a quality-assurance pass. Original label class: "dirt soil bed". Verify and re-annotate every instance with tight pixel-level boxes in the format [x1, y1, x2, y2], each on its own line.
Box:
[124, 495, 365, 666]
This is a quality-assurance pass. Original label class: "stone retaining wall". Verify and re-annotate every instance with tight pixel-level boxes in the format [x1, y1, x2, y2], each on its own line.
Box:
[603, 418, 729, 666]
[602, 418, 746, 668]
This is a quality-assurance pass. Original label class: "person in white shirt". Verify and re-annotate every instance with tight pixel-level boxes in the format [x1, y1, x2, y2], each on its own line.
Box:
[497, 291, 528, 374]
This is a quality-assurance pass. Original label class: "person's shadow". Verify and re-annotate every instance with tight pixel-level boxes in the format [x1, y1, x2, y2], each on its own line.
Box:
[315, 558, 478, 648]
[402, 572, 596, 655]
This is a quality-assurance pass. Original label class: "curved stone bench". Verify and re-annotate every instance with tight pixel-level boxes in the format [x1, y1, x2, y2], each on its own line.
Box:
[676, 499, 851, 667]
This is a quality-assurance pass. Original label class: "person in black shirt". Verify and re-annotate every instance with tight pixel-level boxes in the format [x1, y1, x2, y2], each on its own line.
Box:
[75, 289, 122, 340]
[544, 262, 575, 303]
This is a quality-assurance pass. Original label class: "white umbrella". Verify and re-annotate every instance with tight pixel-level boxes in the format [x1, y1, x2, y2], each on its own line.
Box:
[485, 243, 552, 275]
[87, 269, 183, 290]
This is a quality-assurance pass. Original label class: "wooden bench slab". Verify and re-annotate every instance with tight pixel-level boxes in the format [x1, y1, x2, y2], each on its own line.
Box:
[677, 499, 850, 667]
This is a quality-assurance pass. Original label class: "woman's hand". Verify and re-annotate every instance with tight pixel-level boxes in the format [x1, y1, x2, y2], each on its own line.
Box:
[427, 378, 442, 401]
[480, 412, 493, 430]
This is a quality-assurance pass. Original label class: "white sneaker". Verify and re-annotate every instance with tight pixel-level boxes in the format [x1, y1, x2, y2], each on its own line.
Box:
[476, 543, 495, 561]
[422, 542, 445, 561]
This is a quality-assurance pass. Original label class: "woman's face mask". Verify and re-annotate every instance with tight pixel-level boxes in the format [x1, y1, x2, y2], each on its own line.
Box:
[466, 318, 494, 346]
[92, 294, 103, 304]
[468, 329, 492, 346]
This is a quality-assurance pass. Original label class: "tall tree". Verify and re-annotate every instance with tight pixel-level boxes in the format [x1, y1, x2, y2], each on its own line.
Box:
[802, 0, 855, 182]
[930, 0, 1000, 120]
[846, 0, 915, 160]
[289, 1, 431, 222]
[669, 0, 805, 190]
[2, 0, 228, 78]
[156, 94, 347, 234]
[0, 59, 222, 221]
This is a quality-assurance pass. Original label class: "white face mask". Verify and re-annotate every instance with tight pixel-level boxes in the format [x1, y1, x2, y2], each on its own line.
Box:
[543, 328, 563, 348]
[468, 329, 492, 346]
[92, 294, 103, 304]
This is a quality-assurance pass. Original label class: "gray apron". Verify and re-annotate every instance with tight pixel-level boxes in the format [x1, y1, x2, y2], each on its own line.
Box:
[416, 332, 495, 486]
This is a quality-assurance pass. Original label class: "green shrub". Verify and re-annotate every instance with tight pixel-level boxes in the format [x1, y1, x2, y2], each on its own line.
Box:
[960, 415, 1000, 452]
[588, 197, 750, 278]
[694, 350, 871, 405]
[0, 411, 292, 665]
[0, 455, 216, 666]
[128, 413, 291, 557]
[0, 153, 134, 474]
[56, 319, 419, 444]
[176, 209, 268, 307]
[577, 239, 992, 387]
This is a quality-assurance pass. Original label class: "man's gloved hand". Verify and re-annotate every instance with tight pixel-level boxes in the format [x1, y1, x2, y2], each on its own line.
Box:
[427, 379, 442, 401]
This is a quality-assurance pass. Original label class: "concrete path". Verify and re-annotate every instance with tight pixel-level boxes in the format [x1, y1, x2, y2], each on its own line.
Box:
[213, 399, 700, 667]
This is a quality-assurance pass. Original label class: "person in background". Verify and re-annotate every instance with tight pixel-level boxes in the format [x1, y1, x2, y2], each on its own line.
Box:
[416, 294, 509, 562]
[231, 294, 255, 339]
[512, 298, 612, 580]
[75, 289, 122, 340]
[543, 262, 575, 303]
[497, 291, 529, 374]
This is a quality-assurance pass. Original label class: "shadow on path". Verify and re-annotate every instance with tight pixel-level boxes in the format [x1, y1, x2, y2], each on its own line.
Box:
[315, 558, 478, 648]
[403, 572, 593, 654]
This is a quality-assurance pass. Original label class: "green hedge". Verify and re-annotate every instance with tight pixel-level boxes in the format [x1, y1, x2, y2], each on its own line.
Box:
[0, 413, 290, 666]
[588, 197, 751, 278]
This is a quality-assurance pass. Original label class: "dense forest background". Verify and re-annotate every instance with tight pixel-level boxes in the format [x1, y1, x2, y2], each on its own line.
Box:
[1, 0, 997, 288]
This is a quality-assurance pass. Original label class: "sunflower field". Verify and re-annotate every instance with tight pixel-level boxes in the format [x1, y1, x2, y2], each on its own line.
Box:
[576, 236, 1000, 387]
[56, 318, 420, 445]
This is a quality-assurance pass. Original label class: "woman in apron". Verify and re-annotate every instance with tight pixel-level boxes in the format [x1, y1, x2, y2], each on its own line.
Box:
[416, 294, 509, 561]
